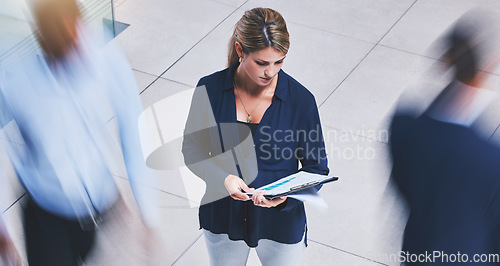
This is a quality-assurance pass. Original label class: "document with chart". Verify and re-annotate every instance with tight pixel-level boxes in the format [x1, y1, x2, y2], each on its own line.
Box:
[246, 171, 338, 199]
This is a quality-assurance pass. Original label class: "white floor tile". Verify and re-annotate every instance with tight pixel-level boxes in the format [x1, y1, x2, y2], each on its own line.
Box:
[303, 240, 385, 266]
[380, 0, 500, 69]
[171, 233, 209, 266]
[114, 0, 237, 76]
[161, 9, 244, 88]
[140, 77, 193, 108]
[319, 45, 437, 142]
[86, 179, 200, 265]
[133, 70, 158, 94]
[279, 23, 374, 104]
[243, 0, 416, 43]
[209, 0, 247, 8]
[306, 125, 401, 261]
[163, 11, 374, 104]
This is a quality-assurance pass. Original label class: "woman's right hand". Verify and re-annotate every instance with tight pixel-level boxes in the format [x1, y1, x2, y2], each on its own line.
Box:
[224, 175, 254, 201]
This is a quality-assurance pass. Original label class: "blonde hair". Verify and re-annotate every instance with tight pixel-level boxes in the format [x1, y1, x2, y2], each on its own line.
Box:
[228, 8, 290, 67]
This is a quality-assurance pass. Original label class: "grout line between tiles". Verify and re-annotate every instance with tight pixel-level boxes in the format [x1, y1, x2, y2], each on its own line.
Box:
[377, 44, 442, 61]
[318, 0, 418, 109]
[150, 105, 165, 145]
[208, 0, 242, 8]
[159, 77, 195, 88]
[132, 69, 194, 90]
[288, 20, 376, 45]
[488, 124, 500, 143]
[114, 175, 192, 202]
[132, 68, 157, 78]
[113, 0, 129, 10]
[316, 46, 373, 109]
[97, 114, 194, 203]
[375, 0, 418, 52]
[2, 193, 26, 214]
[233, 4, 380, 46]
[139, 0, 250, 95]
[0, 137, 24, 146]
[159, 205, 194, 209]
[171, 232, 204, 265]
[308, 239, 389, 266]
[377, 44, 500, 79]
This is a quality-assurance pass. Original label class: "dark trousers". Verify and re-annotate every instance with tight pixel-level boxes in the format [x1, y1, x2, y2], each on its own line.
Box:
[23, 199, 96, 266]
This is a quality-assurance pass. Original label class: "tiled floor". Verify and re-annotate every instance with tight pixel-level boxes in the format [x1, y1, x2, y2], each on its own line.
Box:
[2, 0, 500, 265]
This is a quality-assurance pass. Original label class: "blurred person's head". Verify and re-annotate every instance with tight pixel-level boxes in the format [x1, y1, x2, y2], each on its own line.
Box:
[441, 9, 498, 87]
[228, 7, 289, 87]
[32, 0, 81, 60]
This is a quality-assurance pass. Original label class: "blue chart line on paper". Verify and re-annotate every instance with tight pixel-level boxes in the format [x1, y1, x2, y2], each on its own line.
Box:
[261, 177, 296, 191]
[246, 172, 338, 199]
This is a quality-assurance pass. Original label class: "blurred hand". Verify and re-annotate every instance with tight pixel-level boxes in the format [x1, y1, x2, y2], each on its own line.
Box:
[141, 225, 160, 255]
[224, 175, 254, 201]
[0, 234, 22, 266]
[251, 191, 287, 208]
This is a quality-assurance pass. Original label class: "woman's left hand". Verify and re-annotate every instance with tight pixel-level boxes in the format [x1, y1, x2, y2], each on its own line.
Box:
[251, 191, 287, 208]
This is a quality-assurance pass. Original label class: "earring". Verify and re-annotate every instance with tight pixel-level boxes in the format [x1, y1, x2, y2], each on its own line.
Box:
[239, 57, 242, 63]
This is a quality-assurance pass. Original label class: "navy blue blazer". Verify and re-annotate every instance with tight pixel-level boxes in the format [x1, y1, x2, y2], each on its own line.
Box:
[390, 109, 500, 264]
[182, 64, 329, 247]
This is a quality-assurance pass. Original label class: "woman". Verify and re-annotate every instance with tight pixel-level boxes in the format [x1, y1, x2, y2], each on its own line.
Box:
[182, 7, 329, 265]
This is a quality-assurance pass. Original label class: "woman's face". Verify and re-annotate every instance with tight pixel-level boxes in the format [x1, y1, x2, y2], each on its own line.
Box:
[240, 46, 286, 87]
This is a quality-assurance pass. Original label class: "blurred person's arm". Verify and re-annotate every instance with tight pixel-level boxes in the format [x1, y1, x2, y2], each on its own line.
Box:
[0, 215, 21, 266]
[0, 91, 19, 263]
[0, 86, 14, 129]
[102, 42, 160, 229]
[0, 85, 22, 265]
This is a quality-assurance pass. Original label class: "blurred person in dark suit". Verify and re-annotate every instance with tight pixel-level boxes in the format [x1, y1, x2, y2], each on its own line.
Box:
[0, 0, 158, 265]
[389, 10, 500, 265]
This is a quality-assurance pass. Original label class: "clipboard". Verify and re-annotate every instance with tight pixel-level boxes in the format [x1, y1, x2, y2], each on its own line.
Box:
[245, 171, 339, 200]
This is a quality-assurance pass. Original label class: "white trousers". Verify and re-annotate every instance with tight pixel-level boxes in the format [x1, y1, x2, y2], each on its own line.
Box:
[203, 229, 305, 266]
